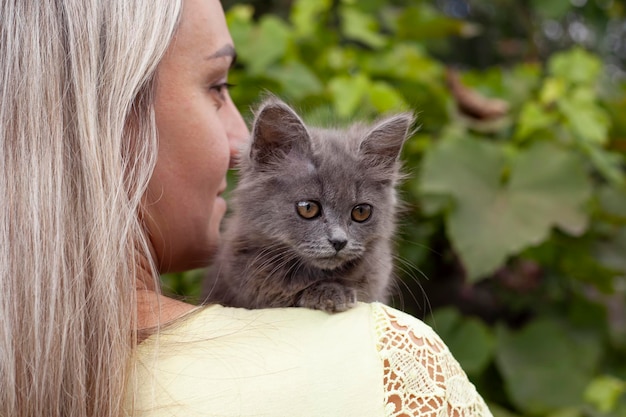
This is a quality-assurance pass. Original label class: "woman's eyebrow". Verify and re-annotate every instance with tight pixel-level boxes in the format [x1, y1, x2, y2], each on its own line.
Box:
[207, 44, 237, 68]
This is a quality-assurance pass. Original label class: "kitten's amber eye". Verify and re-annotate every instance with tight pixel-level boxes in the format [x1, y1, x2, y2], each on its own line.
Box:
[351, 204, 372, 223]
[296, 201, 321, 219]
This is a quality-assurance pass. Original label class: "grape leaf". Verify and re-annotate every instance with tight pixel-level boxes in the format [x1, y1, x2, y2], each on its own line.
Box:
[420, 138, 591, 281]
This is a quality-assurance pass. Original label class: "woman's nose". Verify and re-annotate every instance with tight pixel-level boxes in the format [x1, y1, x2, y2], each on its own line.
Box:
[224, 95, 250, 168]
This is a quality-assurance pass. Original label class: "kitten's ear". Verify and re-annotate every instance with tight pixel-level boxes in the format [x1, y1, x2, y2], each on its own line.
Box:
[359, 113, 414, 169]
[250, 98, 312, 165]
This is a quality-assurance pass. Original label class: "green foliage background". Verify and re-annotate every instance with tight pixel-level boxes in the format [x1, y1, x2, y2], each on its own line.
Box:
[162, 1, 626, 415]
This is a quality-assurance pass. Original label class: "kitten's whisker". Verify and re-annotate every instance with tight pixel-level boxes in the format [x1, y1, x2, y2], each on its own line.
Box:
[283, 258, 309, 295]
[391, 255, 433, 319]
[394, 232, 442, 257]
[246, 245, 290, 278]
[252, 258, 303, 302]
[252, 248, 298, 290]
[245, 243, 284, 268]
[248, 243, 286, 267]
[257, 251, 296, 278]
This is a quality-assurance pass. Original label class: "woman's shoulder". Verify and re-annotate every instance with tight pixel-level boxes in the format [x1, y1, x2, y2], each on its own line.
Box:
[129, 303, 492, 417]
[137, 302, 444, 353]
[144, 302, 434, 338]
[130, 303, 387, 416]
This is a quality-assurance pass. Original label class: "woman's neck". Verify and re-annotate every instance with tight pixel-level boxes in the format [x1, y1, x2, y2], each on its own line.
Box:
[136, 289, 197, 332]
[135, 247, 196, 333]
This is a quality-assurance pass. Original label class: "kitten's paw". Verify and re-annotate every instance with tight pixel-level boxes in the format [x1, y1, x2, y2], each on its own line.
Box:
[297, 283, 357, 313]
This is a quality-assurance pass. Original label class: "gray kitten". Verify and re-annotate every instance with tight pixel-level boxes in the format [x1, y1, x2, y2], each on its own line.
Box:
[204, 97, 413, 313]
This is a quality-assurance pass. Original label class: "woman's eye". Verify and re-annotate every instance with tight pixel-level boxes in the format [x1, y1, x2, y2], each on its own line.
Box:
[209, 82, 234, 107]
[351, 204, 372, 223]
[296, 201, 321, 220]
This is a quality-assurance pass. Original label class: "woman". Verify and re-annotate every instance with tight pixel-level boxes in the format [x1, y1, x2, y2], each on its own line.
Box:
[0, 1, 492, 416]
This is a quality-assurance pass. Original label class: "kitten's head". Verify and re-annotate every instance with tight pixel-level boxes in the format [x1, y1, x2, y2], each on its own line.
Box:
[233, 97, 413, 270]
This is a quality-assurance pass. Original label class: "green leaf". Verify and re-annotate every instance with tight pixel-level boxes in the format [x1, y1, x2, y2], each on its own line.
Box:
[290, 0, 332, 38]
[495, 319, 602, 415]
[425, 307, 494, 376]
[420, 139, 591, 281]
[597, 185, 626, 219]
[545, 408, 583, 417]
[593, 226, 626, 277]
[226, 5, 254, 51]
[548, 48, 602, 86]
[559, 241, 617, 293]
[237, 15, 291, 75]
[515, 102, 558, 141]
[530, 0, 572, 19]
[363, 43, 443, 83]
[319, 46, 349, 72]
[425, 307, 460, 336]
[540, 77, 567, 105]
[450, 319, 494, 375]
[267, 61, 323, 100]
[328, 74, 370, 118]
[396, 5, 472, 40]
[584, 375, 626, 413]
[419, 194, 453, 216]
[367, 81, 408, 113]
[488, 402, 524, 417]
[509, 143, 590, 236]
[579, 141, 624, 185]
[558, 89, 610, 145]
[340, 6, 387, 48]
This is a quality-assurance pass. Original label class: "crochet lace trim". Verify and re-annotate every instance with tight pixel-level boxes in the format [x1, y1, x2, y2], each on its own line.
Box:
[372, 304, 492, 417]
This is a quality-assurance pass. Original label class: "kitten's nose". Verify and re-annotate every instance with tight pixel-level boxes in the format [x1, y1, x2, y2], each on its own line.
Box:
[329, 238, 347, 252]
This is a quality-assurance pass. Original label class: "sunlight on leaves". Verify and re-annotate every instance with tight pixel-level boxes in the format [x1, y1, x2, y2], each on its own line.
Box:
[267, 61, 323, 100]
[584, 375, 626, 413]
[548, 48, 602, 86]
[340, 5, 387, 48]
[237, 15, 291, 75]
[328, 73, 370, 118]
[559, 89, 611, 146]
[368, 81, 409, 113]
[290, 0, 332, 38]
[515, 102, 558, 140]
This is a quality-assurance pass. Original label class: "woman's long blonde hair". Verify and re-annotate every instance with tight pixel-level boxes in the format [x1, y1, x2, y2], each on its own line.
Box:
[0, 1, 182, 415]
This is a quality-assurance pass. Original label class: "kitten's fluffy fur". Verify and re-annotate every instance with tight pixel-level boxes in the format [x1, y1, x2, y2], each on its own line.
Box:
[204, 97, 413, 312]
